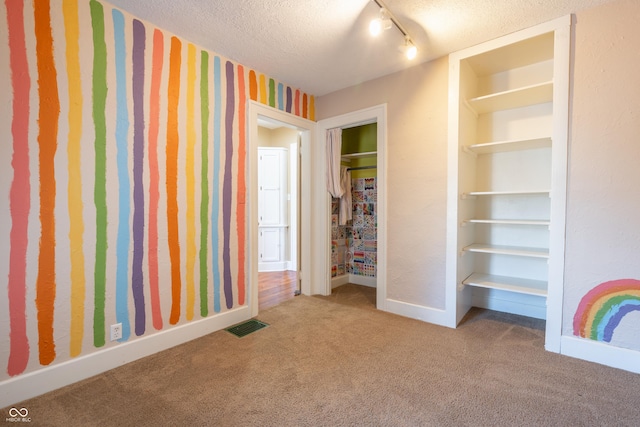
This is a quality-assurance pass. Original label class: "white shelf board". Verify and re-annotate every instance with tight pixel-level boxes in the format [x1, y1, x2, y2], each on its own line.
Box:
[463, 273, 548, 297]
[341, 151, 376, 160]
[467, 137, 551, 154]
[463, 190, 550, 198]
[463, 243, 549, 258]
[466, 219, 550, 226]
[467, 81, 553, 114]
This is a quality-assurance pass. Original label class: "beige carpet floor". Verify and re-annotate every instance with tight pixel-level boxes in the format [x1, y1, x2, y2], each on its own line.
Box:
[3, 284, 640, 426]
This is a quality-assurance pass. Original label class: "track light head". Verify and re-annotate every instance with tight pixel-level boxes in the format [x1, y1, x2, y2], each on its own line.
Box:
[404, 36, 417, 60]
[369, 8, 392, 37]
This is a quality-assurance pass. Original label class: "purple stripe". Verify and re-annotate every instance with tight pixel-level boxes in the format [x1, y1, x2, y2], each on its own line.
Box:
[223, 61, 234, 309]
[132, 19, 146, 334]
[603, 303, 640, 342]
[286, 87, 292, 113]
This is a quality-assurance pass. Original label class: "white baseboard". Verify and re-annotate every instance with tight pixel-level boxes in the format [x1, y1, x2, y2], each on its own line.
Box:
[383, 298, 450, 327]
[560, 335, 640, 374]
[331, 274, 349, 289]
[0, 306, 251, 408]
[349, 275, 376, 288]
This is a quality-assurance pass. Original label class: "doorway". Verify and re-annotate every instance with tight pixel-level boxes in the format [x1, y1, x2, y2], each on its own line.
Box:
[315, 104, 387, 311]
[248, 102, 315, 317]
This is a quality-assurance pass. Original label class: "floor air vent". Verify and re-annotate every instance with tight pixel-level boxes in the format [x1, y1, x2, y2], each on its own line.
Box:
[225, 319, 269, 338]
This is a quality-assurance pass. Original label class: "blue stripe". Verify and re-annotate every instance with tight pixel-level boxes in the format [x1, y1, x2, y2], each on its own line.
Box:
[211, 56, 222, 313]
[113, 9, 131, 340]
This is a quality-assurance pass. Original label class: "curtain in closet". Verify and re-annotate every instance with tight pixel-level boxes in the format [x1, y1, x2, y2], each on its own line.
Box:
[326, 127, 343, 198]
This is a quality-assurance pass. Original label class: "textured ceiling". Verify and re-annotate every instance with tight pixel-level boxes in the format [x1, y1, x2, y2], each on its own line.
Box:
[107, 0, 616, 96]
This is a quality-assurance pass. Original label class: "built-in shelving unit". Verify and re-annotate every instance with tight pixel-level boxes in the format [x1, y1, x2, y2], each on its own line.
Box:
[446, 16, 571, 352]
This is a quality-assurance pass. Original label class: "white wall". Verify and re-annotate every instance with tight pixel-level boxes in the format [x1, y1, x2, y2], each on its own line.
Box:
[316, 59, 449, 309]
[317, 0, 640, 358]
[563, 0, 640, 348]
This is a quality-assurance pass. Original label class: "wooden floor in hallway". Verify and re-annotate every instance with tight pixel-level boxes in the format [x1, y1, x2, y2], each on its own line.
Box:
[258, 270, 298, 310]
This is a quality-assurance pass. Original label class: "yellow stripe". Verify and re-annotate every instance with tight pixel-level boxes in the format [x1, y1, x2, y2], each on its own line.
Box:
[63, 0, 86, 357]
[186, 43, 197, 320]
[259, 74, 267, 104]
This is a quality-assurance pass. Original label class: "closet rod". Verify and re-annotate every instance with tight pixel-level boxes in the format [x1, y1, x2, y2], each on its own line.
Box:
[347, 165, 377, 171]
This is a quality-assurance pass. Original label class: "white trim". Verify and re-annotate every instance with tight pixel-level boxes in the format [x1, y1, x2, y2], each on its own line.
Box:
[331, 274, 350, 289]
[385, 299, 450, 327]
[561, 336, 640, 374]
[0, 306, 250, 408]
[316, 104, 387, 312]
[248, 101, 316, 316]
[349, 275, 377, 288]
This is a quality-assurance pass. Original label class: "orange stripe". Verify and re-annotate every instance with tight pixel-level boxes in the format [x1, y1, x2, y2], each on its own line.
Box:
[167, 36, 182, 324]
[249, 70, 258, 101]
[34, 0, 59, 366]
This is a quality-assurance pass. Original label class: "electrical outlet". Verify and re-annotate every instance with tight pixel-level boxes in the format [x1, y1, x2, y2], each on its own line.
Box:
[110, 323, 122, 341]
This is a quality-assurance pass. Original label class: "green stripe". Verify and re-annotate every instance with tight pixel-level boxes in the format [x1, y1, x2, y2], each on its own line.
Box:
[199, 50, 210, 317]
[90, 0, 107, 348]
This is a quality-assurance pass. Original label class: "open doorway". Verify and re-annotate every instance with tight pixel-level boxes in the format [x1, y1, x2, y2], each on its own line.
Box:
[315, 104, 387, 311]
[256, 119, 300, 310]
[247, 102, 315, 317]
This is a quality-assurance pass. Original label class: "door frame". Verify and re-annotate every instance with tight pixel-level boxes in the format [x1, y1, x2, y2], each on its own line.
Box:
[315, 104, 387, 310]
[248, 101, 316, 317]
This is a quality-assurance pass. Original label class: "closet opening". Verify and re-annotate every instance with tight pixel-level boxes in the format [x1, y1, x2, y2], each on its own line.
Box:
[329, 123, 378, 307]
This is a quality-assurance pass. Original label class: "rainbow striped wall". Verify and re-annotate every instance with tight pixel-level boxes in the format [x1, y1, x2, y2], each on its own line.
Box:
[573, 279, 640, 343]
[0, 0, 314, 379]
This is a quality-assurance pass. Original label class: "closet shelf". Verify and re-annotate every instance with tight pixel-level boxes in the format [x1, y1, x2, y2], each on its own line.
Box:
[341, 151, 377, 160]
[461, 190, 550, 199]
[462, 273, 548, 297]
[466, 81, 553, 115]
[465, 219, 550, 226]
[463, 243, 549, 258]
[465, 137, 551, 154]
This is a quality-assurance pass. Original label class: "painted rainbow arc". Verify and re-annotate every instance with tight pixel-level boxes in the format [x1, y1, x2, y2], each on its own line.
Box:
[573, 279, 640, 342]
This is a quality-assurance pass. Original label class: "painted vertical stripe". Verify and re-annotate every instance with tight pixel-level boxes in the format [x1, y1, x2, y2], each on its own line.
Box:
[277, 82, 284, 111]
[112, 9, 131, 341]
[132, 19, 146, 336]
[285, 87, 292, 113]
[148, 29, 164, 330]
[199, 50, 210, 317]
[90, 0, 107, 348]
[258, 73, 267, 105]
[223, 61, 235, 309]
[309, 95, 315, 121]
[167, 36, 182, 324]
[6, 0, 31, 376]
[185, 43, 197, 321]
[268, 78, 275, 108]
[295, 89, 301, 116]
[249, 70, 258, 101]
[34, 0, 59, 366]
[236, 65, 247, 306]
[211, 56, 222, 313]
[63, 0, 86, 357]
[303, 93, 308, 119]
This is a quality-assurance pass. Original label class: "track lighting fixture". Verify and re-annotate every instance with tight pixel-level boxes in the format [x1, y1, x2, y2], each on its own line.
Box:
[369, 0, 418, 60]
[369, 8, 392, 37]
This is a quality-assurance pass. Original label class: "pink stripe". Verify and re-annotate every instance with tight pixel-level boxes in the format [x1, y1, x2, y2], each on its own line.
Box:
[6, 0, 31, 376]
[148, 29, 163, 330]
